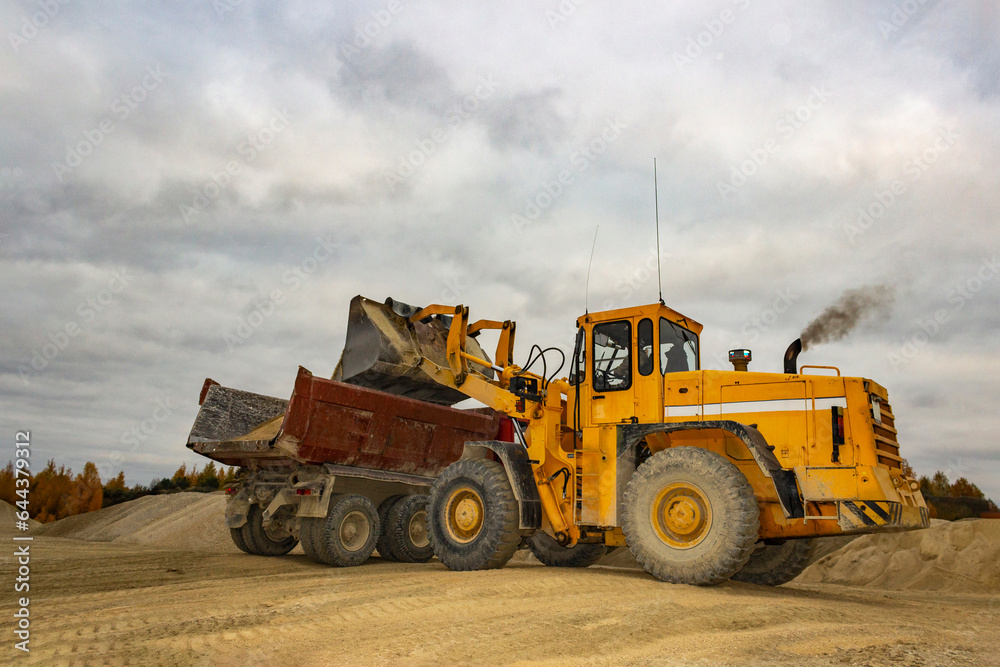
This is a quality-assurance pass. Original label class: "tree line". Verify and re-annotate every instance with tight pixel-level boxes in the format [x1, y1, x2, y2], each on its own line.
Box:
[0, 460, 237, 523]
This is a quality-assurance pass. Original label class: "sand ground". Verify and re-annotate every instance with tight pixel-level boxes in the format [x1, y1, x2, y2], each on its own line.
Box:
[3, 534, 998, 667]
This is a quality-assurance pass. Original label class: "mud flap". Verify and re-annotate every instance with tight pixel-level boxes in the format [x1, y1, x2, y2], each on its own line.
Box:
[225, 492, 251, 529]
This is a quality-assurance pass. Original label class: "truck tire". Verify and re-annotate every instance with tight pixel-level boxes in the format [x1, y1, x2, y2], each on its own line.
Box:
[242, 504, 298, 556]
[528, 531, 607, 568]
[385, 494, 434, 563]
[376, 495, 405, 561]
[230, 526, 253, 554]
[428, 459, 521, 571]
[317, 494, 379, 567]
[731, 538, 816, 586]
[621, 447, 760, 585]
[299, 518, 326, 563]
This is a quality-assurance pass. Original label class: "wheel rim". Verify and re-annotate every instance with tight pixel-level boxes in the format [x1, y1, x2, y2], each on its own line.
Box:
[444, 487, 484, 544]
[339, 510, 371, 552]
[651, 482, 712, 549]
[408, 510, 430, 548]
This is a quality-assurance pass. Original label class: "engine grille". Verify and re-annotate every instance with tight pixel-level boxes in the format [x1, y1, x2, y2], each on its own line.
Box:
[871, 397, 903, 471]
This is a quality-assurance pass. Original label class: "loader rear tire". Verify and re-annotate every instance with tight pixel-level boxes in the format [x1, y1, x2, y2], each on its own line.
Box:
[527, 531, 607, 568]
[243, 504, 298, 556]
[376, 495, 405, 561]
[385, 494, 434, 563]
[731, 538, 816, 586]
[622, 447, 760, 585]
[428, 459, 521, 571]
[317, 494, 379, 567]
[230, 526, 252, 554]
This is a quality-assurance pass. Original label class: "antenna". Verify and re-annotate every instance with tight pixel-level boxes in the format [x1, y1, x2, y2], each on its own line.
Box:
[585, 225, 599, 314]
[654, 158, 663, 305]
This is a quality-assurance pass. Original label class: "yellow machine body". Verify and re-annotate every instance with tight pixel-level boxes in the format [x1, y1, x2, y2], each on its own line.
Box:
[345, 297, 929, 549]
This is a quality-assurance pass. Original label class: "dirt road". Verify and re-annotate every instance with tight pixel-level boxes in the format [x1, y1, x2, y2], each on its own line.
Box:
[4, 536, 998, 666]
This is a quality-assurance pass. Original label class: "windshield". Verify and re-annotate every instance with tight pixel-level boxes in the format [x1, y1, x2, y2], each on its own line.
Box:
[660, 318, 698, 373]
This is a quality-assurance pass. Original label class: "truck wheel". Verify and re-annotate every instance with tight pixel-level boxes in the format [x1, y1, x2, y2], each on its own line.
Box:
[230, 526, 252, 554]
[318, 494, 379, 567]
[242, 504, 298, 556]
[299, 518, 327, 563]
[621, 447, 760, 585]
[528, 531, 607, 568]
[376, 495, 405, 561]
[386, 494, 434, 563]
[428, 459, 521, 571]
[731, 539, 816, 586]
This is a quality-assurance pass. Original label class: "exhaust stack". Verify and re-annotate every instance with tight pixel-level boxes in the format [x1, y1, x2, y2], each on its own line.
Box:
[783, 338, 802, 375]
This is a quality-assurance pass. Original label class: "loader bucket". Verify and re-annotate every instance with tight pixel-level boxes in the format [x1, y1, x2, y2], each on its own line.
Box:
[334, 295, 494, 405]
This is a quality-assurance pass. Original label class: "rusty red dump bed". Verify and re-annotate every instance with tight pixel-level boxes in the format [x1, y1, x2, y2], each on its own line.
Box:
[187, 367, 502, 479]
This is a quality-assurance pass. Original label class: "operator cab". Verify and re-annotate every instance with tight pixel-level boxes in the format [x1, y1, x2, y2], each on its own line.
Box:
[571, 303, 702, 426]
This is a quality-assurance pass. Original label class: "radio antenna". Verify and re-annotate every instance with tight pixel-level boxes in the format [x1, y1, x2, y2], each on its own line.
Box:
[585, 225, 599, 314]
[654, 158, 664, 305]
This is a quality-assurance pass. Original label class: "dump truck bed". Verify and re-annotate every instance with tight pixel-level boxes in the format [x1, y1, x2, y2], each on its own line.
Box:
[187, 366, 502, 477]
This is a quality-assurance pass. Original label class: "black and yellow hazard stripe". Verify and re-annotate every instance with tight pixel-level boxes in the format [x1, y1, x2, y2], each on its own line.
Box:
[839, 500, 900, 528]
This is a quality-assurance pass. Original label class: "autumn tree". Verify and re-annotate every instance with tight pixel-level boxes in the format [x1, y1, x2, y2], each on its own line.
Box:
[195, 462, 220, 489]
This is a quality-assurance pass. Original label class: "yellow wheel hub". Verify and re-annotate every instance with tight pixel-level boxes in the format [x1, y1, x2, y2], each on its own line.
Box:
[651, 482, 712, 549]
[445, 487, 484, 543]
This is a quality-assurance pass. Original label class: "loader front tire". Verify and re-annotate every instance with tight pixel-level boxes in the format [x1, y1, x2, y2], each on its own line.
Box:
[622, 447, 759, 585]
[376, 495, 405, 561]
[428, 459, 521, 571]
[242, 504, 298, 556]
[385, 494, 434, 563]
[317, 494, 379, 567]
[731, 538, 816, 586]
[528, 531, 607, 568]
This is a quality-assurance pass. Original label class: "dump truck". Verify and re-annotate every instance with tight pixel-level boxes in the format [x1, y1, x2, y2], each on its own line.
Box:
[187, 295, 928, 585]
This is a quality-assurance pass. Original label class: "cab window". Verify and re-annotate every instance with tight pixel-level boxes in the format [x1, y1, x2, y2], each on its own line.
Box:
[660, 318, 698, 373]
[637, 318, 654, 376]
[593, 321, 631, 392]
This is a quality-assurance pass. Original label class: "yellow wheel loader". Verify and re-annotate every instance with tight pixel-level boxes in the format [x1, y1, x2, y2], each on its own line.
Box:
[337, 296, 929, 586]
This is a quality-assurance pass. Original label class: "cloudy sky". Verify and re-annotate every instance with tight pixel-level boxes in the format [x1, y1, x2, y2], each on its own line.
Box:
[2, 1, 998, 499]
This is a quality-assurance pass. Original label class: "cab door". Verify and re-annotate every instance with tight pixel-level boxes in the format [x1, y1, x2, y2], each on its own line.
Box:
[589, 319, 636, 424]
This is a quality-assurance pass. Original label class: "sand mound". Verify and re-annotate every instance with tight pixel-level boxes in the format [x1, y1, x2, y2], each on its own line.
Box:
[797, 518, 1000, 593]
[34, 492, 240, 553]
[0, 499, 41, 533]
